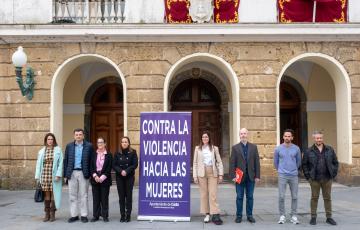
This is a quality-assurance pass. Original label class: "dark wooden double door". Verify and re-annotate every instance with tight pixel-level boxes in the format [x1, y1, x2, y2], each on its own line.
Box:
[171, 79, 222, 162]
[91, 83, 123, 154]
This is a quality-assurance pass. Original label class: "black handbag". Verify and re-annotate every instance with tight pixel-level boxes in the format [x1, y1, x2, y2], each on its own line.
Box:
[34, 182, 44, 202]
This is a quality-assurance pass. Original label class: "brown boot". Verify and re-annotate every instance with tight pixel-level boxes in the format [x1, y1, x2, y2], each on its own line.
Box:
[43, 200, 50, 222]
[49, 200, 56, 222]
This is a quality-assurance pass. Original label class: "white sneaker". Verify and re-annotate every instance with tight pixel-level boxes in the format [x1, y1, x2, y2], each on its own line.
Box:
[290, 216, 299, 224]
[278, 215, 286, 224]
[204, 214, 210, 223]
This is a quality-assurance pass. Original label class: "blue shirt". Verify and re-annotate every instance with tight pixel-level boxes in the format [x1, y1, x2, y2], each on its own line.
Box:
[274, 143, 301, 176]
[74, 142, 83, 169]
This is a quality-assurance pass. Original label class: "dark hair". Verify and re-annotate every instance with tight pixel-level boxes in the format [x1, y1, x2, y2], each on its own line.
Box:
[199, 131, 213, 151]
[73, 128, 84, 134]
[97, 137, 106, 144]
[283, 129, 294, 136]
[120, 136, 133, 153]
[43, 133, 58, 147]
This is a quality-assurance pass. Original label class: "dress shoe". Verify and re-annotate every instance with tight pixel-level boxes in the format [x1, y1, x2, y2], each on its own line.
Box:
[120, 215, 125, 222]
[81, 216, 88, 223]
[235, 216, 242, 223]
[68, 216, 79, 223]
[90, 217, 99, 222]
[103, 217, 109, 222]
[125, 215, 131, 222]
[326, 218, 337, 225]
[247, 216, 256, 223]
[310, 217, 317, 225]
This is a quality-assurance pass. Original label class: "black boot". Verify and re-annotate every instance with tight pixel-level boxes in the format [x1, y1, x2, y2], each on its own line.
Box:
[125, 214, 131, 222]
[212, 214, 223, 225]
[120, 214, 125, 222]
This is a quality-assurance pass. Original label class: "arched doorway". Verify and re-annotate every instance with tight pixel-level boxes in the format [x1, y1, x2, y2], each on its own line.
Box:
[280, 80, 307, 151]
[171, 78, 222, 162]
[277, 53, 352, 164]
[90, 83, 124, 154]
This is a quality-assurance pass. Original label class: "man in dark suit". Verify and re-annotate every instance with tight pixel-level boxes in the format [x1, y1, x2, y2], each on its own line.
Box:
[63, 128, 95, 223]
[230, 128, 260, 224]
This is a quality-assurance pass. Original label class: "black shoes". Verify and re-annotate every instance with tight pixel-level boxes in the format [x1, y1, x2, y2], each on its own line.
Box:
[235, 216, 242, 223]
[125, 215, 131, 222]
[120, 215, 126, 222]
[68, 216, 79, 223]
[103, 217, 109, 222]
[247, 216, 256, 223]
[81, 216, 88, 223]
[310, 217, 317, 225]
[90, 217, 99, 222]
[212, 214, 223, 225]
[326, 218, 337, 225]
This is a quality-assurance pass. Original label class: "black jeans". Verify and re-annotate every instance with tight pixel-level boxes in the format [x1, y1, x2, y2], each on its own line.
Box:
[91, 184, 110, 218]
[116, 176, 135, 216]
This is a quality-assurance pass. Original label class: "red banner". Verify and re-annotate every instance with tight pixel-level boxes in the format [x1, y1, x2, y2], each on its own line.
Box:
[278, 0, 347, 23]
[164, 0, 191, 23]
[214, 0, 240, 23]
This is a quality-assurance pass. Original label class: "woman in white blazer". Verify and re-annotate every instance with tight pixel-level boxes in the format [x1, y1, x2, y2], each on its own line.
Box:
[193, 131, 224, 225]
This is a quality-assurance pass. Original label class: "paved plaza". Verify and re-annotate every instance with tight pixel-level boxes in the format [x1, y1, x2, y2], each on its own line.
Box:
[1, 183, 359, 230]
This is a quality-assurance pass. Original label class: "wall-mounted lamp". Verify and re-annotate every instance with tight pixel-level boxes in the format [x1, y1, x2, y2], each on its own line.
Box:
[11, 46, 36, 101]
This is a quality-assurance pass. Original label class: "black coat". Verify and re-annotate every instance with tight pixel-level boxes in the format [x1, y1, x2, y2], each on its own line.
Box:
[113, 149, 138, 178]
[63, 141, 95, 179]
[302, 144, 339, 180]
[229, 142, 260, 182]
[90, 152, 113, 187]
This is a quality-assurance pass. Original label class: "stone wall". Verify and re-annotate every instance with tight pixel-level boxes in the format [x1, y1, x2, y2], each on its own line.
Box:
[0, 42, 360, 189]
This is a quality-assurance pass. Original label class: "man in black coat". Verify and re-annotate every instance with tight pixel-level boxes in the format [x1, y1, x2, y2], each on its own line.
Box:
[63, 128, 95, 223]
[302, 130, 339, 226]
[230, 128, 260, 224]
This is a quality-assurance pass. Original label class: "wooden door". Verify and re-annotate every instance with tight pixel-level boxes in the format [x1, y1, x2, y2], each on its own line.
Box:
[91, 83, 123, 154]
[171, 79, 221, 165]
[280, 82, 301, 149]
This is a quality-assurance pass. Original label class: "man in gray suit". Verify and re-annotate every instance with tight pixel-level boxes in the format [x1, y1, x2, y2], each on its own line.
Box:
[230, 128, 260, 224]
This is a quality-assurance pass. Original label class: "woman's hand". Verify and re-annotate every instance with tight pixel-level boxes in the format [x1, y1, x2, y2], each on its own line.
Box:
[121, 170, 127, 177]
[55, 176, 61, 182]
[94, 176, 100, 183]
[218, 176, 223, 184]
[194, 177, 199, 184]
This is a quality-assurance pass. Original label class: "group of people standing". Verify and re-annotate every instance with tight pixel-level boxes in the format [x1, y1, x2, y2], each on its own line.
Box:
[35, 128, 138, 223]
[193, 128, 339, 226]
[35, 127, 339, 226]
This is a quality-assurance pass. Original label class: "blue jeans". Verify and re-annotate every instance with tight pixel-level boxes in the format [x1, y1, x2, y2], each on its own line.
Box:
[235, 175, 255, 218]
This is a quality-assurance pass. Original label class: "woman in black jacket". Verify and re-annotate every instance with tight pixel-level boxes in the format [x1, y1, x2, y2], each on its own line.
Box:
[90, 137, 112, 222]
[113, 136, 138, 222]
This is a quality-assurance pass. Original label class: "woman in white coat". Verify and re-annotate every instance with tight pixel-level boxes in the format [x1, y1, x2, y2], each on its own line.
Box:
[193, 131, 224, 225]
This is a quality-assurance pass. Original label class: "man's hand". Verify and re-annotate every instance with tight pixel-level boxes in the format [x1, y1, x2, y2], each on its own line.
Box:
[121, 170, 127, 177]
[232, 178, 237, 183]
[55, 176, 61, 182]
[255, 178, 260, 183]
[218, 176, 223, 184]
[194, 177, 199, 184]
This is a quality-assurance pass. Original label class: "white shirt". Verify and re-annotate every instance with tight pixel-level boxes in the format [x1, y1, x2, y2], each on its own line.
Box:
[202, 145, 213, 166]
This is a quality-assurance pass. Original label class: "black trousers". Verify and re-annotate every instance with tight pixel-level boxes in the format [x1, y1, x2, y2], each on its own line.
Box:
[116, 176, 135, 216]
[91, 184, 110, 218]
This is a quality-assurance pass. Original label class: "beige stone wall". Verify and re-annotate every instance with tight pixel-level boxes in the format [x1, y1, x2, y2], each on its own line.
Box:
[1, 42, 360, 188]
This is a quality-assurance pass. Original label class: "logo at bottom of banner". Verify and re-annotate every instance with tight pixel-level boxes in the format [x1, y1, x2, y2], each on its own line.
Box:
[138, 112, 192, 221]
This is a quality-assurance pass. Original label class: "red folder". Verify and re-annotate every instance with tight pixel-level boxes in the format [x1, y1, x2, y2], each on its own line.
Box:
[235, 168, 243, 184]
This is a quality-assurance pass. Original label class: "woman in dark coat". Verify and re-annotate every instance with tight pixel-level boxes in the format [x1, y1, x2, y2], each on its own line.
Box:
[113, 136, 138, 222]
[90, 137, 113, 222]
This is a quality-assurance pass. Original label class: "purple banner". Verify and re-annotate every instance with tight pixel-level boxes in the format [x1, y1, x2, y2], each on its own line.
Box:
[138, 112, 191, 221]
